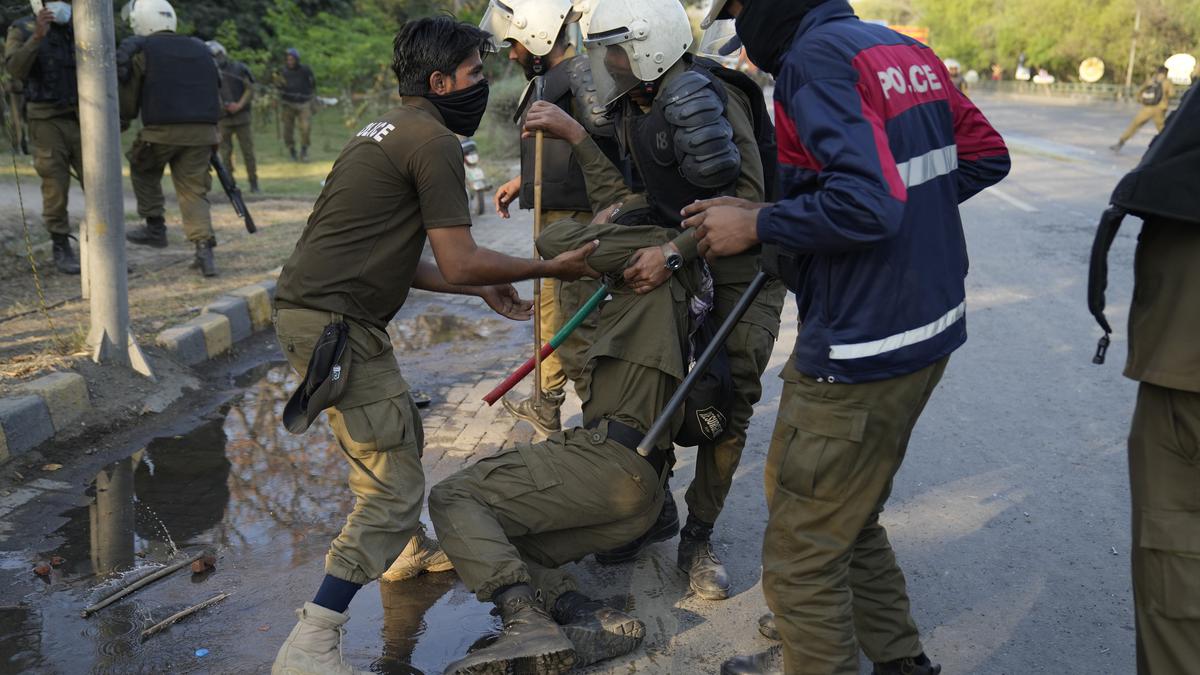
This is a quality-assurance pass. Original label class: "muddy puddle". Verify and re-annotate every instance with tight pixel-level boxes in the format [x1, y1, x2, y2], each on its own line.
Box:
[0, 305, 523, 674]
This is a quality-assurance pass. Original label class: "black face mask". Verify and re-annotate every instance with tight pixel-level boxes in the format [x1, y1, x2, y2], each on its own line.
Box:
[736, 0, 828, 76]
[424, 80, 490, 136]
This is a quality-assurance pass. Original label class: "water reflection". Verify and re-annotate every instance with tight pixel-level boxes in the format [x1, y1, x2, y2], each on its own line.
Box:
[89, 457, 135, 575]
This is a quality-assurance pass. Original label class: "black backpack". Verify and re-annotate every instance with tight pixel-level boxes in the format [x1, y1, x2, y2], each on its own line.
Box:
[1139, 80, 1164, 106]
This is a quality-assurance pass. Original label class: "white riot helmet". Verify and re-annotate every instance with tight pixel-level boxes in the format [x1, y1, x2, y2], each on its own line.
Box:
[122, 0, 177, 36]
[479, 0, 581, 57]
[583, 0, 693, 98]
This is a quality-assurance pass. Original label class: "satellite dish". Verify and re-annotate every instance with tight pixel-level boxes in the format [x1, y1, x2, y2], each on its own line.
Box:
[1079, 57, 1105, 83]
[1165, 53, 1197, 85]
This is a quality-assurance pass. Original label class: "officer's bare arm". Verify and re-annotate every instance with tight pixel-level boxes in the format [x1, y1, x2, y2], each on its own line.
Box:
[411, 260, 532, 321]
[425, 225, 599, 286]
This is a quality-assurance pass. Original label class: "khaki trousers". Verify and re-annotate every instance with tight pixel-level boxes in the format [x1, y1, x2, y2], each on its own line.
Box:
[281, 101, 312, 150]
[274, 307, 425, 585]
[28, 116, 82, 236]
[763, 356, 948, 674]
[429, 422, 663, 606]
[1119, 105, 1168, 144]
[1129, 382, 1200, 675]
[685, 278, 785, 524]
[127, 140, 214, 242]
[218, 119, 257, 184]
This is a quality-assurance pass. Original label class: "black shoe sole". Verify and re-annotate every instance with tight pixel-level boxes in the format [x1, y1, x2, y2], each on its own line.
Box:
[445, 645, 576, 675]
[594, 517, 680, 565]
[560, 615, 645, 668]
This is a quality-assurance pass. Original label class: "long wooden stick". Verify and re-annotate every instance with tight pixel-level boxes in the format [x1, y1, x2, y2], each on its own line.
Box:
[140, 592, 231, 640]
[81, 552, 206, 618]
[532, 127, 545, 408]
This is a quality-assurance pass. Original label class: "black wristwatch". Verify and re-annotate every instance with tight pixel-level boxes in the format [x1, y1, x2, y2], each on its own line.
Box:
[663, 246, 683, 272]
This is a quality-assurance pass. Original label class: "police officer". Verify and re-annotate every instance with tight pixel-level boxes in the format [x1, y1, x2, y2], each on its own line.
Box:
[118, 0, 221, 277]
[208, 40, 259, 194]
[269, 18, 597, 675]
[275, 47, 315, 162]
[4, 1, 81, 274]
[685, 1, 1010, 674]
[430, 205, 703, 674]
[482, 0, 619, 436]
[1089, 86, 1200, 675]
[1111, 66, 1174, 153]
[525, 0, 786, 601]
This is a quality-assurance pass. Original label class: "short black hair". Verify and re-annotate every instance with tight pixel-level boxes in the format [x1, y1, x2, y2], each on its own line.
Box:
[392, 16, 491, 96]
[1156, 65, 1169, 75]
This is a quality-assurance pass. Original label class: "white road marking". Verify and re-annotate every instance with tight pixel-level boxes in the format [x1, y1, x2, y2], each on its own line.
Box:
[985, 186, 1039, 213]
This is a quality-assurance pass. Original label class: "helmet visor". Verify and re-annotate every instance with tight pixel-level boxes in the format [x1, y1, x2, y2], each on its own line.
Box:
[588, 43, 640, 104]
[697, 19, 741, 69]
[479, 1, 516, 54]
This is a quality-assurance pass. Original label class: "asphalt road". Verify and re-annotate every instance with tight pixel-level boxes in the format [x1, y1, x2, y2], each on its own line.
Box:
[0, 92, 1162, 674]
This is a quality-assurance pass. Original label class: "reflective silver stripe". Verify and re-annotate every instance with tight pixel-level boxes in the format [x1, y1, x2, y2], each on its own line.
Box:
[894, 144, 958, 189]
[828, 301, 965, 361]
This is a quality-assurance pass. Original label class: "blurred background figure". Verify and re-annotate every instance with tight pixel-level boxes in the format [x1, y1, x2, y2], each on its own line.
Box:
[274, 47, 316, 162]
[1111, 66, 1173, 153]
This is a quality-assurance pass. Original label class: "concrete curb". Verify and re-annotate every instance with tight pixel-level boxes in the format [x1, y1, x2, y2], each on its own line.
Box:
[1, 276, 279, 464]
[0, 372, 89, 462]
[155, 279, 276, 365]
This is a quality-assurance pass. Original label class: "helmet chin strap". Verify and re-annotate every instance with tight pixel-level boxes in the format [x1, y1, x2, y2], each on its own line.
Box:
[531, 56, 545, 76]
[637, 80, 657, 98]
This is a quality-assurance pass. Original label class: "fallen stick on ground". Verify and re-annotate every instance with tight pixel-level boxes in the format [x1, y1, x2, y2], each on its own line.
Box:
[81, 552, 207, 618]
[140, 592, 231, 641]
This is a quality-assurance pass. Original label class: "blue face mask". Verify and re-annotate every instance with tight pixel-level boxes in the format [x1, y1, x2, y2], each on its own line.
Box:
[45, 1, 72, 24]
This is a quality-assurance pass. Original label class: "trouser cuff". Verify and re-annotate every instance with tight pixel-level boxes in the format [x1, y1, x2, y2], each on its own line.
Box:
[476, 570, 533, 604]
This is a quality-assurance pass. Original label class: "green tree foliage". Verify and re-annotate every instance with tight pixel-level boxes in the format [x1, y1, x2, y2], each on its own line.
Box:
[853, 0, 1200, 82]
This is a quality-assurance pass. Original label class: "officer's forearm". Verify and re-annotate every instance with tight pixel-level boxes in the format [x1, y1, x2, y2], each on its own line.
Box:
[671, 228, 700, 262]
[412, 259, 496, 297]
[572, 135, 635, 213]
[5, 36, 41, 80]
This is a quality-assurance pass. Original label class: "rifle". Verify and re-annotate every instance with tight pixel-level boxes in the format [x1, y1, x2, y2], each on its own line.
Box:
[211, 152, 256, 233]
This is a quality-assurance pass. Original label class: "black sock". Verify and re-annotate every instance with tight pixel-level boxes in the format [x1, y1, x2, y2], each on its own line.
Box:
[312, 574, 362, 613]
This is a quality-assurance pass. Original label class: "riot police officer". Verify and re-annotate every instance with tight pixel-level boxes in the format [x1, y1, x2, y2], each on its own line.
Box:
[118, 0, 221, 277]
[482, 0, 619, 436]
[525, 0, 787, 602]
[4, 1, 81, 274]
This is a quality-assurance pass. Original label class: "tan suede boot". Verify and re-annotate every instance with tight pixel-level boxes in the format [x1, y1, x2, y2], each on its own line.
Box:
[380, 526, 454, 582]
[271, 602, 370, 675]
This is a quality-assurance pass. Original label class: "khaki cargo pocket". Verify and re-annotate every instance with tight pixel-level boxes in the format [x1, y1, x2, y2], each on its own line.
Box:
[1139, 509, 1200, 619]
[332, 396, 423, 460]
[472, 443, 564, 503]
[774, 397, 869, 502]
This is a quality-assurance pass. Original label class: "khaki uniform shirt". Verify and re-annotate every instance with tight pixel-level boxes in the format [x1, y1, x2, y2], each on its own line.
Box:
[571, 59, 767, 286]
[4, 20, 75, 121]
[1124, 218, 1200, 392]
[118, 47, 218, 146]
[275, 97, 472, 328]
